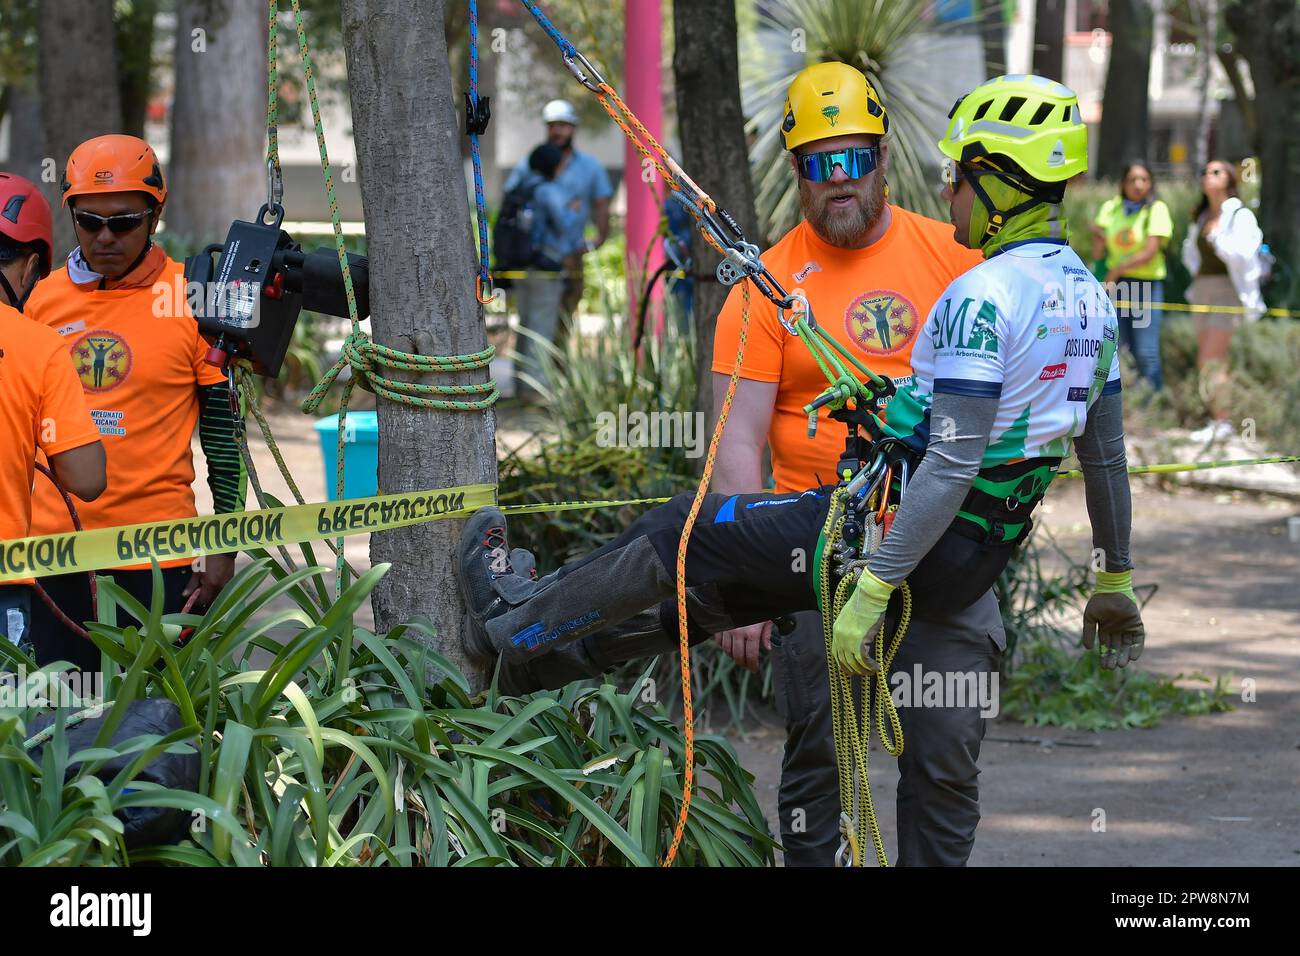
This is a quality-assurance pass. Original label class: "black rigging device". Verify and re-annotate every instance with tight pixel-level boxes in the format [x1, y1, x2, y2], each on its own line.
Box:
[183, 204, 370, 377]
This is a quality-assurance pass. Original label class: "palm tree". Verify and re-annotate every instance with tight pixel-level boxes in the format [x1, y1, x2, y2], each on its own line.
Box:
[741, 0, 962, 238]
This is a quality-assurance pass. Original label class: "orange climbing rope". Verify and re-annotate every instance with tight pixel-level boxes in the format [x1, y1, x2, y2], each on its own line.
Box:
[664, 284, 752, 866]
[516, 0, 799, 867]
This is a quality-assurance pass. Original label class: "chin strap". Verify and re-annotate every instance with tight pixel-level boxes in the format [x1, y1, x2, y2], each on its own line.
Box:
[967, 170, 1051, 243]
[0, 269, 31, 312]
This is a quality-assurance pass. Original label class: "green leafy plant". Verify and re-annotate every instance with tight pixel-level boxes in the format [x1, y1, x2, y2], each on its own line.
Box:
[1001, 641, 1234, 731]
[994, 524, 1234, 730]
[0, 548, 776, 866]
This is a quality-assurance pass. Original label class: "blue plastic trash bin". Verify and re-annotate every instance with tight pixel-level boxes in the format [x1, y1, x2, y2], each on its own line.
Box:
[314, 411, 379, 500]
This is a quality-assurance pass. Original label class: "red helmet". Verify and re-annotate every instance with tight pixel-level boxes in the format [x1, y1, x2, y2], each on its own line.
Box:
[0, 172, 54, 278]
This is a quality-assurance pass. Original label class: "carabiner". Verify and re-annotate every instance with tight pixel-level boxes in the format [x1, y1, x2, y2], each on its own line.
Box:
[563, 50, 606, 92]
[265, 159, 283, 216]
[475, 273, 496, 305]
[778, 290, 811, 335]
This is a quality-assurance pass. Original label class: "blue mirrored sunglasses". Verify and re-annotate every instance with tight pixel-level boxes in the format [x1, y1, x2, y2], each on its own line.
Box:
[795, 145, 879, 183]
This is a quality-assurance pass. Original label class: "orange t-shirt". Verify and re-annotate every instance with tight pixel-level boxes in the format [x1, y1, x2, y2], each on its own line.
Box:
[26, 251, 226, 568]
[0, 304, 101, 585]
[712, 205, 983, 493]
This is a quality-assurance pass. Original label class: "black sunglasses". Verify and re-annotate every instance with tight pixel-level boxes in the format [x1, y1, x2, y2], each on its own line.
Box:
[72, 208, 153, 235]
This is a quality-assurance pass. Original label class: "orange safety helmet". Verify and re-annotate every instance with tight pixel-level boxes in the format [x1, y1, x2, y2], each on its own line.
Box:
[0, 172, 54, 277]
[60, 134, 167, 208]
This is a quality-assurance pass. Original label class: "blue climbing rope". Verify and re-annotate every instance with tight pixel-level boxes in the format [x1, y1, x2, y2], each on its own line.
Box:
[519, 0, 578, 58]
[468, 0, 493, 303]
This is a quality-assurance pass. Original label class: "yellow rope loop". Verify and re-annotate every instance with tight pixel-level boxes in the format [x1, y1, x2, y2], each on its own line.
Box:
[819, 486, 911, 866]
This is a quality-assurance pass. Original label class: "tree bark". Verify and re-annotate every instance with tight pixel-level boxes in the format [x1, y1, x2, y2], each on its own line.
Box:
[115, 0, 160, 138]
[1095, 0, 1153, 179]
[167, 0, 267, 246]
[4, 86, 45, 185]
[672, 0, 760, 428]
[1031, 0, 1065, 82]
[39, 0, 124, 257]
[339, 0, 496, 689]
[1192, 0, 1218, 173]
[1225, 0, 1300, 311]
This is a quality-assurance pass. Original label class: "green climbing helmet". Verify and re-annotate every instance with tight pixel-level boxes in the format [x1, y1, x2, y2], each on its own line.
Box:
[938, 74, 1088, 183]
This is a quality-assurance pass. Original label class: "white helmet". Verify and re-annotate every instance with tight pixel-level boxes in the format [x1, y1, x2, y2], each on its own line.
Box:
[542, 99, 580, 126]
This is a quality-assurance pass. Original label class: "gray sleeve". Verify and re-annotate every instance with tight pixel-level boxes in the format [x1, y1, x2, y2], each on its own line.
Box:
[1072, 389, 1133, 571]
[866, 391, 999, 585]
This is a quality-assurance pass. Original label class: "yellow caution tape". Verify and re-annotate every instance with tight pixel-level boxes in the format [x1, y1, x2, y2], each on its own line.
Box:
[0, 484, 496, 584]
[1113, 299, 1300, 320]
[6, 454, 1294, 584]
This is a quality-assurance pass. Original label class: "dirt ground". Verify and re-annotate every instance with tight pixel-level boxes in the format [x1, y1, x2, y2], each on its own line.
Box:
[198, 406, 1300, 867]
[726, 479, 1300, 866]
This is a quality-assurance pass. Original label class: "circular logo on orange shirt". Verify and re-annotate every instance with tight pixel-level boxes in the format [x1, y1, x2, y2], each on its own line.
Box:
[71, 330, 132, 393]
[845, 289, 920, 357]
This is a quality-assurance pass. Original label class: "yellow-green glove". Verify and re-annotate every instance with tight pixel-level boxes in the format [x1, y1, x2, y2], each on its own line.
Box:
[831, 569, 895, 676]
[1081, 570, 1146, 670]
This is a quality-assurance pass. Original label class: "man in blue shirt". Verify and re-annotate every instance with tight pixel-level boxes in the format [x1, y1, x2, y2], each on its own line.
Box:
[511, 143, 583, 399]
[504, 99, 613, 319]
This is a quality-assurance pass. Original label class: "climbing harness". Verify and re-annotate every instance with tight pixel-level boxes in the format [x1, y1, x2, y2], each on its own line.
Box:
[517, 0, 906, 865]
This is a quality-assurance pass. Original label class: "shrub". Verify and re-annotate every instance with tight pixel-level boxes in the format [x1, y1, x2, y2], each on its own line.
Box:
[0, 554, 775, 866]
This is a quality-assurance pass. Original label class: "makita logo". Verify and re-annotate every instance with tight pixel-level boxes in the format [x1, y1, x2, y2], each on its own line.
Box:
[1064, 338, 1101, 358]
[1039, 363, 1067, 381]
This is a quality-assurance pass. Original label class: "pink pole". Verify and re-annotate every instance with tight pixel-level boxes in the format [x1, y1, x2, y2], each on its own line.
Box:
[623, 0, 665, 339]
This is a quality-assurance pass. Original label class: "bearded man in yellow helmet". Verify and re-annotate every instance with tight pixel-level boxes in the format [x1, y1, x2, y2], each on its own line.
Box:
[454, 75, 1145, 866]
[707, 62, 986, 867]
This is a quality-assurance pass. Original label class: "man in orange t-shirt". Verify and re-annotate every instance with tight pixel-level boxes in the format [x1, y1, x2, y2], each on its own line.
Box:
[709, 64, 987, 866]
[25, 136, 246, 670]
[0, 173, 105, 651]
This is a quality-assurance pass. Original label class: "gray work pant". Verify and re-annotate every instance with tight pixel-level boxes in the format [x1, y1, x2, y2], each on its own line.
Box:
[771, 590, 1004, 867]
[513, 270, 566, 392]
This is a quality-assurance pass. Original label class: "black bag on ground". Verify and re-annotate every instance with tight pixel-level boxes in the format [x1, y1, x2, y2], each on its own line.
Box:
[27, 697, 200, 849]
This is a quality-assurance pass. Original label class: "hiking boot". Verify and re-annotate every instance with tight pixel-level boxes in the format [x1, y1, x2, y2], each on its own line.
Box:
[456, 508, 539, 659]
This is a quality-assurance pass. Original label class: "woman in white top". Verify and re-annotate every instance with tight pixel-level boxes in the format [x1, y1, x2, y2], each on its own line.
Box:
[1180, 159, 1265, 443]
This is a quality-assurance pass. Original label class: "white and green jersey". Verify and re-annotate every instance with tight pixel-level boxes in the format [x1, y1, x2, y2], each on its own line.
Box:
[884, 239, 1120, 467]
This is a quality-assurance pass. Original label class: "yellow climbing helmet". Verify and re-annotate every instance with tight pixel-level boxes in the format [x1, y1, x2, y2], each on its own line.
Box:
[781, 62, 889, 151]
[938, 74, 1087, 183]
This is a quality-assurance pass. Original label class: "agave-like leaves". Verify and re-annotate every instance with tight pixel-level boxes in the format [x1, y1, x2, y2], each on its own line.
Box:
[0, 553, 776, 866]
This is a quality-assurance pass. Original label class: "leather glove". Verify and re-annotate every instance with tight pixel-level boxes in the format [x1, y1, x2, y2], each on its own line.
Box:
[1081, 570, 1145, 670]
[831, 569, 895, 677]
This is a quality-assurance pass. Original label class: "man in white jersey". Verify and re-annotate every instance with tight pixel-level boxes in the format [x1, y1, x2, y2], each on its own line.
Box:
[454, 75, 1146, 863]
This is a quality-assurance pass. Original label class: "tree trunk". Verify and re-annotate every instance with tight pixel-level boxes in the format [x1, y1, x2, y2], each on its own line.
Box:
[167, 0, 267, 246]
[672, 0, 760, 428]
[339, 0, 496, 689]
[1226, 0, 1300, 311]
[1192, 0, 1218, 173]
[39, 0, 124, 257]
[4, 86, 46, 186]
[116, 0, 160, 138]
[1031, 0, 1065, 82]
[1216, 45, 1256, 151]
[979, 0, 1007, 77]
[1095, 0, 1153, 179]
